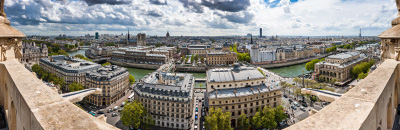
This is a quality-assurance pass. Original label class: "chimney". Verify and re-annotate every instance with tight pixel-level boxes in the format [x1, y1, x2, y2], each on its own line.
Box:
[49, 56, 53, 62]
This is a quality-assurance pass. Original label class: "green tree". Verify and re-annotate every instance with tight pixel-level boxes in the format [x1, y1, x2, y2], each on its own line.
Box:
[201, 57, 205, 63]
[194, 54, 199, 63]
[129, 74, 135, 85]
[252, 106, 277, 129]
[102, 62, 111, 66]
[121, 100, 152, 129]
[190, 56, 195, 64]
[274, 106, 287, 125]
[358, 72, 368, 79]
[204, 108, 233, 130]
[58, 49, 69, 56]
[237, 113, 250, 130]
[68, 82, 84, 92]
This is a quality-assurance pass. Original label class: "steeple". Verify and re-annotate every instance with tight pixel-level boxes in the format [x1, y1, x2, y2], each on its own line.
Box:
[359, 28, 362, 38]
[251, 34, 253, 44]
[128, 29, 130, 41]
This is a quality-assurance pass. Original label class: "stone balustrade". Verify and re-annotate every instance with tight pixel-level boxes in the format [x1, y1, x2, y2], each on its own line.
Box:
[0, 59, 119, 130]
[286, 59, 400, 130]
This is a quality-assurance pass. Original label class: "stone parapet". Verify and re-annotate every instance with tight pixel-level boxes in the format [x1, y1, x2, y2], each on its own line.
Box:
[285, 59, 400, 130]
[0, 59, 118, 129]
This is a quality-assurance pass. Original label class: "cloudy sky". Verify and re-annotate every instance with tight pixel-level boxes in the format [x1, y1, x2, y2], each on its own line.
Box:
[4, 0, 398, 36]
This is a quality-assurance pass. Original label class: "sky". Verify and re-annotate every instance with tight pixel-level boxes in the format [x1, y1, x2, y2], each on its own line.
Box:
[4, 0, 399, 36]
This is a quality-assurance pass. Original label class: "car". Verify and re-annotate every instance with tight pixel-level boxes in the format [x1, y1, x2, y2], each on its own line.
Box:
[112, 113, 117, 117]
[195, 115, 198, 120]
[291, 105, 297, 110]
[97, 111, 104, 114]
[114, 106, 119, 111]
[284, 94, 288, 98]
[294, 102, 300, 107]
[196, 108, 198, 112]
[194, 125, 198, 129]
[107, 109, 112, 113]
[288, 99, 293, 102]
[195, 112, 198, 115]
[300, 107, 306, 111]
[302, 103, 308, 107]
[279, 121, 287, 126]
[118, 108, 123, 112]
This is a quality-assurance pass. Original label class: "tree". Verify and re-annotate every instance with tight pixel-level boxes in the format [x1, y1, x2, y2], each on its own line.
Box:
[251, 106, 277, 129]
[194, 54, 199, 63]
[204, 108, 233, 130]
[58, 49, 69, 56]
[201, 57, 205, 63]
[305, 59, 322, 71]
[68, 82, 84, 92]
[237, 113, 250, 130]
[190, 56, 195, 64]
[121, 100, 152, 129]
[129, 74, 135, 85]
[358, 72, 368, 79]
[274, 106, 287, 126]
[102, 62, 111, 66]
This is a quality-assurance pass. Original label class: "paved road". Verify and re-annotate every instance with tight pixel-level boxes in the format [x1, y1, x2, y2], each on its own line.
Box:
[95, 89, 134, 127]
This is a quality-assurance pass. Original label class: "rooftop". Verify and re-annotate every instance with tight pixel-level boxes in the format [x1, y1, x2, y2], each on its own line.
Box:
[40, 55, 100, 73]
[207, 65, 265, 83]
[326, 51, 360, 60]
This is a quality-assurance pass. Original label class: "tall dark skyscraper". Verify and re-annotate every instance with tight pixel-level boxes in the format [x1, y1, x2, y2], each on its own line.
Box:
[359, 28, 362, 37]
[95, 32, 99, 39]
[260, 28, 262, 38]
[128, 29, 130, 41]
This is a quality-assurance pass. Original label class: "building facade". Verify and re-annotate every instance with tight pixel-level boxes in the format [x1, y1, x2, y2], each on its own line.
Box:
[22, 42, 48, 64]
[110, 46, 175, 64]
[137, 33, 146, 46]
[39, 55, 101, 85]
[206, 64, 282, 127]
[206, 51, 237, 66]
[85, 65, 129, 106]
[314, 51, 368, 84]
[133, 72, 194, 130]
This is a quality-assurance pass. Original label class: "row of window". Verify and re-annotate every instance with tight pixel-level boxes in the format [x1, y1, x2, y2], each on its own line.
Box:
[210, 81, 264, 88]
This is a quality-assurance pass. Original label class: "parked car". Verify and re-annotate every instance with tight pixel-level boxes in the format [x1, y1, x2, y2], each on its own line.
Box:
[291, 105, 297, 110]
[107, 109, 112, 113]
[284, 94, 288, 98]
[97, 111, 104, 114]
[114, 106, 119, 111]
[112, 113, 117, 117]
[289, 99, 293, 102]
[294, 102, 300, 107]
[300, 107, 306, 111]
[302, 103, 308, 107]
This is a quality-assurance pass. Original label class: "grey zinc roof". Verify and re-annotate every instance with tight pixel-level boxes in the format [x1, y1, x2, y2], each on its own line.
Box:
[327, 51, 360, 59]
[207, 67, 264, 82]
[208, 84, 281, 99]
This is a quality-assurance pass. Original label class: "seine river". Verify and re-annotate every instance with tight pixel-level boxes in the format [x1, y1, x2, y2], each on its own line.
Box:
[268, 63, 310, 77]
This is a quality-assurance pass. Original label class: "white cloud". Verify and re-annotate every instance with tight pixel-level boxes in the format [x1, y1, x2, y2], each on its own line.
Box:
[3, 0, 398, 36]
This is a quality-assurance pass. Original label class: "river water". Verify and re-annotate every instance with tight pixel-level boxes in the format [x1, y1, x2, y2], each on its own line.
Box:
[268, 63, 310, 78]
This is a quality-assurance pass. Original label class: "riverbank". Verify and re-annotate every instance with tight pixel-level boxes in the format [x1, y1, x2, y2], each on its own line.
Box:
[257, 54, 329, 69]
[108, 59, 161, 70]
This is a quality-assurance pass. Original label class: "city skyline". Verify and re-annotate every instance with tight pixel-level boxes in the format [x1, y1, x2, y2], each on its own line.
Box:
[5, 0, 398, 36]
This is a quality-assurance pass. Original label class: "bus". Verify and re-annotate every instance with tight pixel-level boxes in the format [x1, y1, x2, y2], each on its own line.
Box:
[128, 93, 135, 101]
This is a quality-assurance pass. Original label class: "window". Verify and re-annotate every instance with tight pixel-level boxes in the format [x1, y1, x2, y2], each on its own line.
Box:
[232, 106, 235, 109]
[226, 106, 228, 110]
